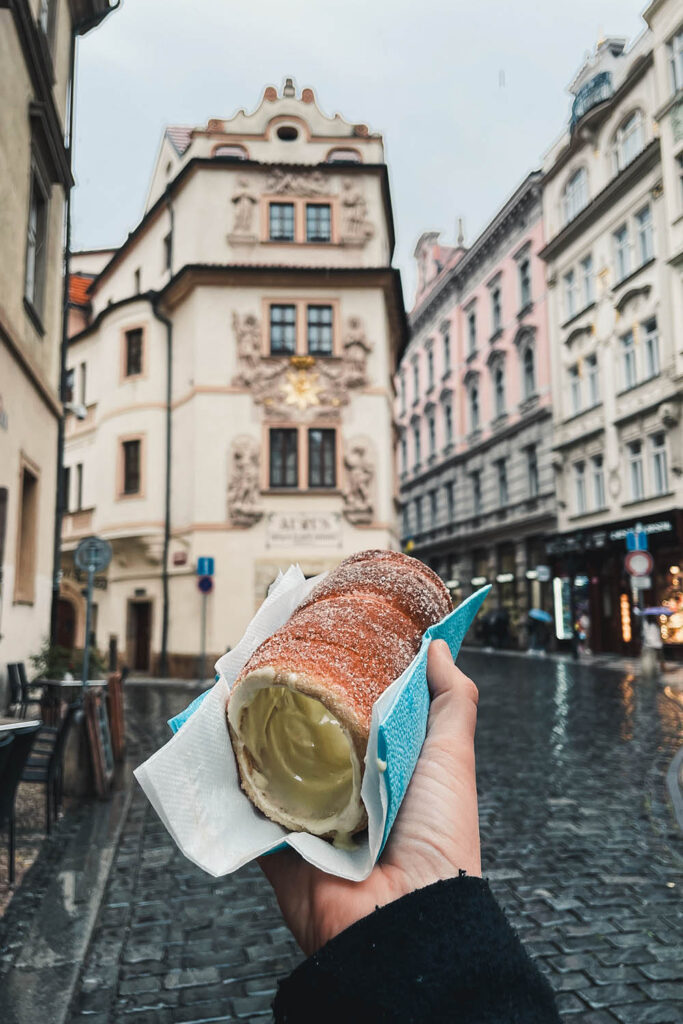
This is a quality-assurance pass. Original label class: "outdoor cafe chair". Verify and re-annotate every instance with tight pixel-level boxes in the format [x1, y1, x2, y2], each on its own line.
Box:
[0, 723, 40, 884]
[17, 662, 44, 716]
[6, 664, 26, 718]
[21, 702, 79, 835]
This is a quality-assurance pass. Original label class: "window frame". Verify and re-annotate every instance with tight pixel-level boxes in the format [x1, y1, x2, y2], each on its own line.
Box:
[521, 343, 536, 400]
[265, 424, 340, 491]
[471, 470, 482, 515]
[13, 455, 40, 605]
[117, 434, 145, 500]
[263, 298, 340, 357]
[268, 202, 296, 242]
[643, 318, 660, 380]
[574, 460, 587, 515]
[627, 440, 644, 501]
[24, 157, 50, 322]
[668, 28, 683, 93]
[635, 204, 654, 265]
[496, 458, 509, 507]
[613, 223, 631, 282]
[305, 202, 332, 244]
[650, 432, 669, 496]
[563, 268, 578, 320]
[621, 331, 637, 390]
[569, 363, 582, 415]
[562, 167, 588, 225]
[518, 258, 532, 309]
[591, 454, 606, 509]
[121, 325, 146, 380]
[580, 253, 594, 307]
[613, 110, 645, 174]
[263, 194, 338, 244]
[307, 427, 337, 489]
[586, 353, 599, 406]
[526, 445, 539, 498]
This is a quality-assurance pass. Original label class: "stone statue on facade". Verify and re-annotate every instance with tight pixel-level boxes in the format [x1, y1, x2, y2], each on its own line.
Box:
[230, 178, 258, 237]
[343, 316, 372, 386]
[227, 436, 263, 526]
[342, 438, 374, 523]
[232, 313, 261, 384]
[341, 178, 374, 243]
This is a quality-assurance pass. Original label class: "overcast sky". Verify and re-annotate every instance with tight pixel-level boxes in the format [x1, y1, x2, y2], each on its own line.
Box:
[71, 0, 648, 304]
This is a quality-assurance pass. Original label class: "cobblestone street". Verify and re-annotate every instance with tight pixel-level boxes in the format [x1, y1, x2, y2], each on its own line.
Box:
[63, 653, 683, 1023]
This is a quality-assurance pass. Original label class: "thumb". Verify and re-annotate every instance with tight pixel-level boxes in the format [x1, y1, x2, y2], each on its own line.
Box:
[426, 639, 479, 741]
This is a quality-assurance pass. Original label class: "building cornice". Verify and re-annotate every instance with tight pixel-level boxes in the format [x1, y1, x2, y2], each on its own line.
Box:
[409, 171, 543, 335]
[539, 139, 660, 263]
[90, 159, 397, 294]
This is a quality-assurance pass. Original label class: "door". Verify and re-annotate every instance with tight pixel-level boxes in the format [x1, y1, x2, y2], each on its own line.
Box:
[55, 598, 76, 650]
[129, 601, 152, 671]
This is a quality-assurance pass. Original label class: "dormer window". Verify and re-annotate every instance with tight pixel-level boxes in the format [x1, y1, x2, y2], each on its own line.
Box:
[326, 148, 362, 163]
[214, 144, 248, 161]
[276, 125, 298, 141]
[612, 111, 644, 174]
[562, 168, 588, 225]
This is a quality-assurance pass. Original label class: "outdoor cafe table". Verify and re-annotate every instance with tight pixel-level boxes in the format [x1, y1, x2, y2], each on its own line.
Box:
[0, 717, 42, 733]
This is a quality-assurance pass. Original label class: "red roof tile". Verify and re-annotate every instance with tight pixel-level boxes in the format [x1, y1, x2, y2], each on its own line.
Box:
[166, 126, 193, 155]
[69, 273, 94, 307]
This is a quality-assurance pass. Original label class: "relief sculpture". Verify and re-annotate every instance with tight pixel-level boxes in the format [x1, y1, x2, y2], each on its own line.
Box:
[265, 169, 327, 196]
[341, 179, 374, 243]
[227, 436, 263, 527]
[342, 437, 375, 524]
[229, 178, 258, 238]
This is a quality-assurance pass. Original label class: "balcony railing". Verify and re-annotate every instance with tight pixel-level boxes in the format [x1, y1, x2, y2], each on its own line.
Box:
[570, 72, 613, 130]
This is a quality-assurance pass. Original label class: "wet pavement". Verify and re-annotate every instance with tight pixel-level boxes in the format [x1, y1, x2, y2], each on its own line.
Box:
[7, 652, 682, 1023]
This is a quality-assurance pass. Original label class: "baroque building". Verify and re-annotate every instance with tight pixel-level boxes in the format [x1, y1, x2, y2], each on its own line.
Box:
[540, 4, 683, 655]
[0, 0, 114, 703]
[61, 81, 405, 676]
[396, 173, 555, 647]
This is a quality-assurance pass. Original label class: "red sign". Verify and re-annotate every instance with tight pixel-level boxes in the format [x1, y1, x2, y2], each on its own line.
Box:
[625, 550, 654, 577]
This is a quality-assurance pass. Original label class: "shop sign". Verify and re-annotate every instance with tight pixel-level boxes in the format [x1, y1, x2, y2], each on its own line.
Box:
[266, 511, 343, 549]
[536, 565, 551, 582]
[610, 520, 673, 542]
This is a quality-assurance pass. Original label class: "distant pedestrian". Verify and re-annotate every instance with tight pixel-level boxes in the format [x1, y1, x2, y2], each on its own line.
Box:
[642, 615, 664, 675]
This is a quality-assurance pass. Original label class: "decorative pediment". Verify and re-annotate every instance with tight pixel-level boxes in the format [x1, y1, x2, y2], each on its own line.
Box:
[564, 324, 593, 348]
[513, 325, 536, 349]
[615, 283, 651, 315]
[463, 368, 480, 387]
[264, 169, 328, 195]
[486, 347, 506, 369]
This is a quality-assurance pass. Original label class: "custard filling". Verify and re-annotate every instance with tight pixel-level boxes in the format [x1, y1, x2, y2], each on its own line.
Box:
[239, 686, 354, 821]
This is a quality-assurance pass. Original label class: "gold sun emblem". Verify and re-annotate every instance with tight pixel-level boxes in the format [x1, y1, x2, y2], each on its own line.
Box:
[282, 368, 321, 410]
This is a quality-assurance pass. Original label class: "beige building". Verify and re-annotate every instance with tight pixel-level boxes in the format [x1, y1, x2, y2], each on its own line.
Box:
[540, 7, 683, 655]
[0, 0, 114, 702]
[62, 80, 405, 677]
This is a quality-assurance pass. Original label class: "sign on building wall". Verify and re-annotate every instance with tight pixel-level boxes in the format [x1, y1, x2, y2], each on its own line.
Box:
[265, 512, 343, 549]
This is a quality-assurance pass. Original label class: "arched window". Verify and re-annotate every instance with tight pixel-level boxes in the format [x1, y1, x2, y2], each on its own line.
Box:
[562, 167, 588, 224]
[214, 144, 248, 160]
[612, 110, 644, 174]
[522, 345, 536, 399]
[469, 384, 480, 431]
[326, 148, 362, 163]
[493, 365, 505, 417]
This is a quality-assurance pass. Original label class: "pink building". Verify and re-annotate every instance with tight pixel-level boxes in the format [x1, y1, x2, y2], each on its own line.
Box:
[395, 172, 556, 646]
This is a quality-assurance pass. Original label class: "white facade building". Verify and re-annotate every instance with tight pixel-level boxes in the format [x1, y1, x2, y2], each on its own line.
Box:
[62, 81, 405, 676]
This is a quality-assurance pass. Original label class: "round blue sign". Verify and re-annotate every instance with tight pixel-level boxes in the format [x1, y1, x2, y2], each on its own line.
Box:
[197, 575, 213, 594]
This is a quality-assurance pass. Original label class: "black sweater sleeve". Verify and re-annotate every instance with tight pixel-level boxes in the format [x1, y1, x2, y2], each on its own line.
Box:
[273, 875, 560, 1023]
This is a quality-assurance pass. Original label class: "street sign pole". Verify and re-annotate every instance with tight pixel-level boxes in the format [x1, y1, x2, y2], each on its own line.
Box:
[82, 559, 95, 697]
[74, 536, 112, 700]
[200, 588, 207, 684]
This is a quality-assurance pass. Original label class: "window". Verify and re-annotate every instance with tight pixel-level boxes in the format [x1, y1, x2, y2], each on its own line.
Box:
[306, 204, 331, 243]
[308, 428, 336, 488]
[569, 364, 581, 415]
[493, 365, 505, 417]
[443, 399, 453, 444]
[38, 0, 56, 42]
[562, 168, 588, 224]
[134, 268, 141, 294]
[214, 144, 248, 160]
[491, 286, 502, 333]
[63, 465, 71, 514]
[443, 329, 451, 371]
[564, 269, 578, 319]
[269, 428, 298, 487]
[79, 362, 87, 406]
[581, 254, 594, 307]
[400, 435, 407, 473]
[651, 433, 668, 495]
[25, 164, 49, 316]
[469, 384, 480, 432]
[76, 463, 83, 511]
[401, 505, 409, 538]
[413, 423, 421, 467]
[574, 461, 587, 515]
[125, 328, 143, 377]
[269, 202, 295, 241]
[64, 367, 75, 404]
[678, 154, 683, 209]
[429, 489, 438, 526]
[472, 470, 482, 515]
[307, 305, 333, 355]
[496, 459, 508, 506]
[467, 310, 477, 353]
[522, 345, 535, 399]
[592, 455, 605, 509]
[270, 304, 296, 354]
[628, 441, 644, 500]
[519, 259, 532, 309]
[326, 148, 362, 163]
[644, 318, 660, 379]
[669, 28, 683, 92]
[635, 205, 654, 264]
[621, 331, 636, 389]
[427, 348, 434, 390]
[412, 360, 419, 403]
[428, 413, 436, 456]
[527, 445, 539, 498]
[613, 111, 645, 173]
[415, 496, 423, 534]
[399, 375, 406, 414]
[614, 224, 630, 282]
[163, 232, 172, 271]
[586, 353, 599, 406]
[14, 464, 39, 603]
[122, 440, 141, 496]
[445, 480, 454, 520]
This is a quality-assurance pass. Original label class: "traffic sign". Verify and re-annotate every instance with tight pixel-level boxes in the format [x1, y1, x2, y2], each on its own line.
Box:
[75, 536, 112, 573]
[196, 557, 214, 576]
[626, 528, 648, 552]
[536, 565, 551, 583]
[197, 575, 213, 594]
[632, 575, 651, 590]
[625, 550, 654, 577]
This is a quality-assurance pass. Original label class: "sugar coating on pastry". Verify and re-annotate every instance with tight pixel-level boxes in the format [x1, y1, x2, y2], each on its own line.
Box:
[227, 549, 451, 843]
